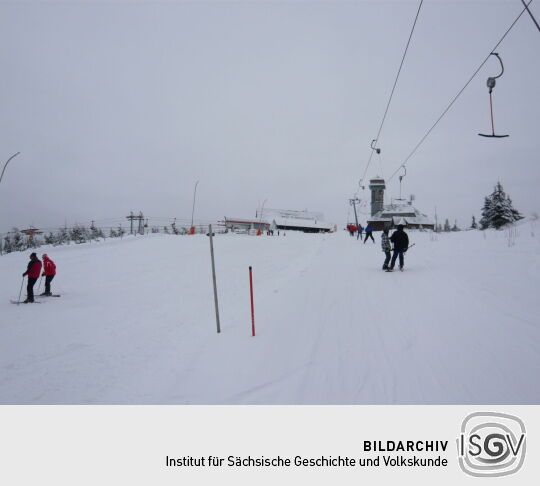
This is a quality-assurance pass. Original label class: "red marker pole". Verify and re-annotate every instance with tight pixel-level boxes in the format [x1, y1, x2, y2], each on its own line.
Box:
[249, 266, 255, 337]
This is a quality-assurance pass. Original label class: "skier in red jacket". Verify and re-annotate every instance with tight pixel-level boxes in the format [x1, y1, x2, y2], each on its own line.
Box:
[22, 253, 42, 303]
[41, 254, 56, 296]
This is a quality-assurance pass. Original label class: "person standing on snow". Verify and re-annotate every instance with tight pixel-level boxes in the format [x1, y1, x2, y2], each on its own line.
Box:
[40, 254, 56, 296]
[363, 224, 375, 243]
[381, 227, 392, 270]
[388, 224, 409, 271]
[22, 252, 42, 303]
[357, 224, 363, 240]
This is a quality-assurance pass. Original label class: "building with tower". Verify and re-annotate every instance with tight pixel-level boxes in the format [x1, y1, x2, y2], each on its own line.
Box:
[366, 177, 434, 231]
[369, 177, 386, 216]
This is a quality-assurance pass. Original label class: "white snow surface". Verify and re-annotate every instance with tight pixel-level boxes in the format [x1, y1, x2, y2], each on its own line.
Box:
[1, 227, 539, 404]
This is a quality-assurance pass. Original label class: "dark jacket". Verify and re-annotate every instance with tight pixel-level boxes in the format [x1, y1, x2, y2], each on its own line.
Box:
[390, 229, 409, 251]
[365, 225, 373, 233]
[24, 258, 42, 279]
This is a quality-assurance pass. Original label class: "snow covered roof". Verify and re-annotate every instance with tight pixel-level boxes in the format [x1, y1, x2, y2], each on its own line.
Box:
[223, 218, 270, 227]
[259, 208, 324, 221]
[258, 208, 333, 230]
[369, 203, 434, 226]
[270, 216, 333, 230]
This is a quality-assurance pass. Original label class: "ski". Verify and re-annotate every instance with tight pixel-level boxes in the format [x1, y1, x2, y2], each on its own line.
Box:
[36, 294, 61, 298]
[10, 300, 42, 304]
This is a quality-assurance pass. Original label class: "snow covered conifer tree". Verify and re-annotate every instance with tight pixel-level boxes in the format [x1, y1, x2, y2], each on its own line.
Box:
[89, 223, 103, 241]
[471, 216, 477, 229]
[56, 226, 70, 245]
[70, 225, 88, 244]
[444, 219, 451, 232]
[479, 196, 492, 229]
[481, 182, 523, 229]
[44, 232, 55, 245]
[11, 229, 24, 251]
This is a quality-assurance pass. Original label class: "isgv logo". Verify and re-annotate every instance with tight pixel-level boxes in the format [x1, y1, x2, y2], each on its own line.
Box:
[457, 412, 526, 477]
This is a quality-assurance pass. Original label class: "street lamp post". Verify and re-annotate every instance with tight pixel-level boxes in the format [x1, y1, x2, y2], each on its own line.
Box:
[1, 152, 21, 253]
[0, 152, 20, 186]
[190, 180, 199, 233]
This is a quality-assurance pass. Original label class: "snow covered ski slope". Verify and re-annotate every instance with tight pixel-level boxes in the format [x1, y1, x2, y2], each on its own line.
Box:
[1, 227, 539, 404]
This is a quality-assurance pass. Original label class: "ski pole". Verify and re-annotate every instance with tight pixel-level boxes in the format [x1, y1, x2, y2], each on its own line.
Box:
[17, 276, 25, 306]
[37, 274, 43, 293]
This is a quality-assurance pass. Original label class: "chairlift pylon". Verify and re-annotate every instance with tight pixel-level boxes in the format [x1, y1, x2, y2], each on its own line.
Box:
[478, 53, 509, 138]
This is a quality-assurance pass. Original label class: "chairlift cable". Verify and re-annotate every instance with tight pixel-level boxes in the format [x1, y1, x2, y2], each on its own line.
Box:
[358, 0, 424, 187]
[387, 1, 533, 182]
[521, 0, 540, 32]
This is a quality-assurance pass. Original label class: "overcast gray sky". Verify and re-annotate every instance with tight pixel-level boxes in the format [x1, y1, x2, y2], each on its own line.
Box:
[1, 0, 538, 233]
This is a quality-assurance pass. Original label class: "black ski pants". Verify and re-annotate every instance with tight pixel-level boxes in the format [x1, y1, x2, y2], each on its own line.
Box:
[364, 232, 375, 243]
[390, 250, 405, 269]
[45, 275, 55, 293]
[27, 277, 37, 302]
[383, 251, 391, 269]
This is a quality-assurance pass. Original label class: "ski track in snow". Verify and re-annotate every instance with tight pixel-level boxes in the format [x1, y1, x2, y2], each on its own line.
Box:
[0, 228, 539, 404]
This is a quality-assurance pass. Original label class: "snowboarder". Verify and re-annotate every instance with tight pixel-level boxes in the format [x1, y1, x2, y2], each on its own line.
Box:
[357, 224, 363, 240]
[381, 228, 391, 270]
[364, 224, 375, 243]
[40, 254, 56, 296]
[388, 224, 409, 271]
[22, 252, 42, 303]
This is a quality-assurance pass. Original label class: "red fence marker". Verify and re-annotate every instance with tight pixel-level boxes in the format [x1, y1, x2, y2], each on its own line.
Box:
[249, 266, 256, 337]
